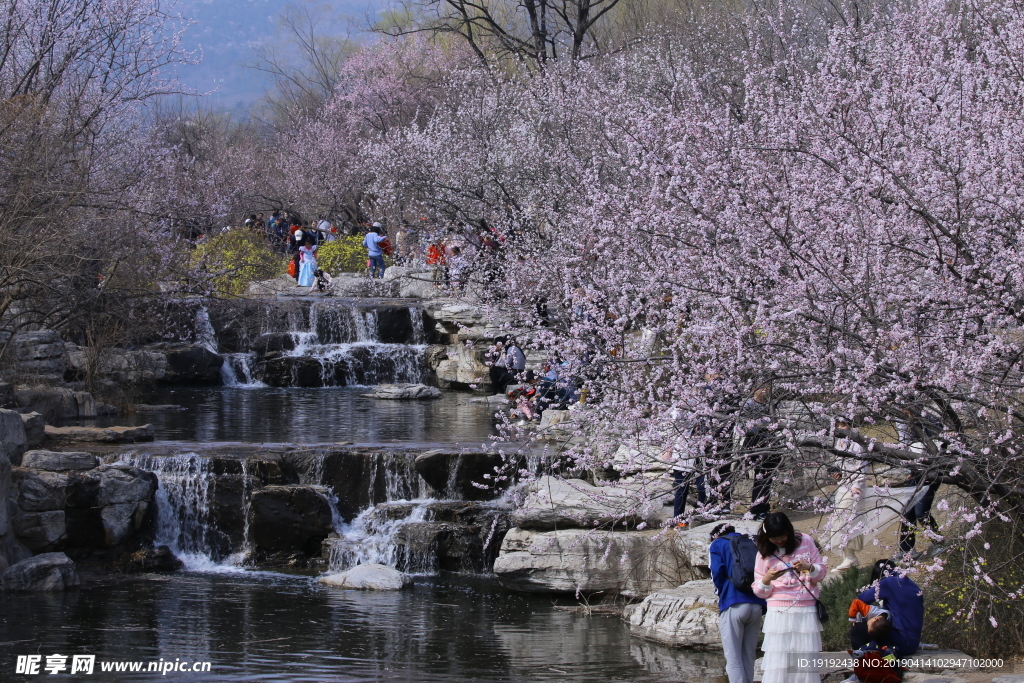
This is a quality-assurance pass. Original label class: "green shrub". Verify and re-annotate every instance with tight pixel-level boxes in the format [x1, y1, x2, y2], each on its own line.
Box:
[192, 230, 285, 296]
[317, 236, 394, 274]
[818, 567, 867, 651]
[921, 522, 1024, 657]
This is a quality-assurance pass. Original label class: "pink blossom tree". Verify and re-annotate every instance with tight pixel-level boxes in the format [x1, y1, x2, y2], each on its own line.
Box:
[361, 0, 1024, 637]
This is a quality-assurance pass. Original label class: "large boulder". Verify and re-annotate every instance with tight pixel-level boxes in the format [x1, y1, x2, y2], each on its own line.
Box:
[384, 266, 445, 300]
[493, 527, 704, 597]
[318, 563, 411, 590]
[13, 387, 117, 422]
[12, 510, 66, 552]
[21, 450, 99, 471]
[625, 580, 722, 647]
[250, 333, 296, 360]
[431, 343, 491, 389]
[1, 552, 79, 591]
[10, 463, 156, 551]
[64, 345, 168, 385]
[248, 485, 333, 558]
[44, 424, 155, 443]
[362, 383, 441, 400]
[510, 476, 670, 531]
[255, 356, 329, 388]
[161, 346, 224, 384]
[12, 469, 70, 511]
[19, 411, 45, 447]
[413, 449, 506, 501]
[1, 407, 28, 465]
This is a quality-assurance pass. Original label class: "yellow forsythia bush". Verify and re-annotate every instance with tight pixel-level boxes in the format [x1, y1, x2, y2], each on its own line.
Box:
[192, 229, 286, 296]
[317, 236, 388, 274]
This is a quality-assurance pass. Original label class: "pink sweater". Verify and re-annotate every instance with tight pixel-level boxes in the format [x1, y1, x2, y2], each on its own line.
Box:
[752, 534, 826, 608]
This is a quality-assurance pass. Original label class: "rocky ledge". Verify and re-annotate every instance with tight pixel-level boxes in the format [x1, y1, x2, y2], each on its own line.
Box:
[362, 383, 442, 400]
[44, 424, 155, 443]
[624, 580, 721, 648]
[493, 527, 704, 597]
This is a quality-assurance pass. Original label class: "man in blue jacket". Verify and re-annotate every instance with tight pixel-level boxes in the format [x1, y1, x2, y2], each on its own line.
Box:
[709, 524, 768, 683]
[851, 559, 924, 656]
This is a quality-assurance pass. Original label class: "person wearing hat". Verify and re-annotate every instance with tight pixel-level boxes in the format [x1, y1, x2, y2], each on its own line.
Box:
[364, 222, 387, 278]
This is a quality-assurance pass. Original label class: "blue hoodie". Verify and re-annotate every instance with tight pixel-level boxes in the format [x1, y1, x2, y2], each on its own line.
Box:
[709, 534, 768, 613]
[858, 575, 924, 655]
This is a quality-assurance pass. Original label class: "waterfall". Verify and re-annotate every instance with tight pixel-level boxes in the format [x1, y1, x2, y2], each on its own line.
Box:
[409, 306, 425, 343]
[222, 353, 265, 387]
[195, 306, 261, 388]
[215, 300, 429, 388]
[121, 453, 235, 571]
[326, 503, 438, 574]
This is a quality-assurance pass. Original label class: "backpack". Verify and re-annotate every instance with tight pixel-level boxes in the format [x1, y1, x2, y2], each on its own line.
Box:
[728, 534, 759, 594]
[851, 645, 905, 683]
[379, 237, 395, 256]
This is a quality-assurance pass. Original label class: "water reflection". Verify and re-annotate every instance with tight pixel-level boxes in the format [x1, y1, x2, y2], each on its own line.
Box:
[1, 574, 725, 682]
[64, 387, 499, 445]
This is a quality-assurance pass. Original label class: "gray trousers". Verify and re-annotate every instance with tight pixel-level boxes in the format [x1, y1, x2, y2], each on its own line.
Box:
[719, 602, 763, 683]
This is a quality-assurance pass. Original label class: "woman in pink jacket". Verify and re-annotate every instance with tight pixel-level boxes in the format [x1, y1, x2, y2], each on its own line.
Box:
[752, 512, 826, 683]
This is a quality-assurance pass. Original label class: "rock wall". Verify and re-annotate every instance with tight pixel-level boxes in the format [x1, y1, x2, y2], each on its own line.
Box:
[8, 460, 157, 553]
[2, 330, 66, 383]
[13, 387, 118, 423]
[283, 448, 427, 522]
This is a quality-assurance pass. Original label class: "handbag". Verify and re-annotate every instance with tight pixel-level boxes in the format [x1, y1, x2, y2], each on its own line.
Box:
[772, 554, 830, 623]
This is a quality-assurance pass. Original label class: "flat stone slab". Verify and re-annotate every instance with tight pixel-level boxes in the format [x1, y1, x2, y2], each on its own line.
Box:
[44, 424, 154, 443]
[468, 395, 509, 406]
[361, 384, 442, 400]
[131, 404, 186, 412]
[21, 450, 99, 471]
[318, 563, 411, 590]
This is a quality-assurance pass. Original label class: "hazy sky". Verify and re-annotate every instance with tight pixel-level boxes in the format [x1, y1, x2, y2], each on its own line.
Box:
[174, 0, 381, 113]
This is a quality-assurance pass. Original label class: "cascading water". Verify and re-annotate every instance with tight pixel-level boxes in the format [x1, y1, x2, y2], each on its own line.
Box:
[120, 453, 228, 570]
[327, 503, 438, 574]
[195, 306, 264, 388]
[237, 301, 429, 387]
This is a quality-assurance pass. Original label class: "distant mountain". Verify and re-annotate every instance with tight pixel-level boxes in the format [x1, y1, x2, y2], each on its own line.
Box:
[172, 0, 379, 112]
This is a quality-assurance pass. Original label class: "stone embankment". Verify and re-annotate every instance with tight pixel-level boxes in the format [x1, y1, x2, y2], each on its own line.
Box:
[1, 409, 164, 587]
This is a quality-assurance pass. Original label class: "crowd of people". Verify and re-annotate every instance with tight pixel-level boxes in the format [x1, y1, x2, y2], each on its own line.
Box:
[223, 211, 504, 292]
[487, 336, 583, 424]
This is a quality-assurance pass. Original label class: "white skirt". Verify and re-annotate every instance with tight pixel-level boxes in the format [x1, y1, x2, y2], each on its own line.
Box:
[761, 605, 822, 683]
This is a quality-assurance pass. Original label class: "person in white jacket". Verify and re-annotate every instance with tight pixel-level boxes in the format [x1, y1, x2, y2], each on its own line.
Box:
[827, 418, 869, 573]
